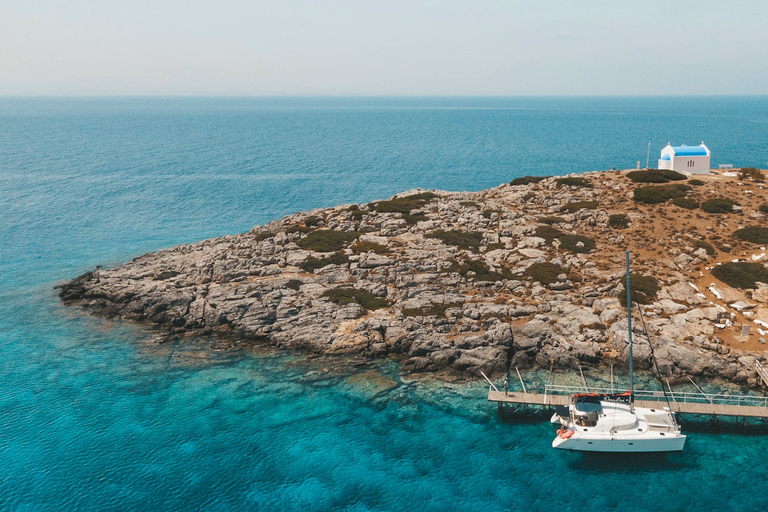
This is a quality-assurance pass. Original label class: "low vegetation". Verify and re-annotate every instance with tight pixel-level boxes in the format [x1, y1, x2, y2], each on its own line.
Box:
[701, 198, 737, 214]
[403, 212, 428, 225]
[560, 201, 598, 212]
[559, 234, 595, 254]
[284, 279, 303, 290]
[759, 204, 768, 214]
[556, 177, 593, 188]
[345, 205, 366, 220]
[299, 252, 349, 272]
[296, 230, 361, 252]
[253, 231, 275, 242]
[322, 288, 388, 311]
[447, 259, 513, 282]
[626, 169, 687, 183]
[632, 184, 691, 204]
[619, 274, 659, 306]
[286, 225, 313, 234]
[734, 226, 768, 244]
[538, 216, 567, 225]
[426, 230, 484, 251]
[671, 197, 699, 210]
[370, 192, 439, 214]
[712, 262, 768, 290]
[693, 240, 716, 256]
[304, 215, 322, 227]
[608, 214, 629, 229]
[739, 167, 765, 182]
[459, 201, 479, 208]
[482, 208, 502, 219]
[534, 225, 564, 244]
[688, 179, 705, 186]
[524, 262, 566, 285]
[352, 241, 389, 254]
[484, 242, 506, 252]
[402, 302, 463, 318]
[510, 176, 548, 186]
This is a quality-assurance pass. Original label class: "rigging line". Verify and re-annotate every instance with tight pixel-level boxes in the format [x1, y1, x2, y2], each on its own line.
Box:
[631, 287, 674, 412]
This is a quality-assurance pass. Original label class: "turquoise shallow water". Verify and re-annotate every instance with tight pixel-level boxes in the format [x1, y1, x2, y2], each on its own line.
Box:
[3, 97, 768, 511]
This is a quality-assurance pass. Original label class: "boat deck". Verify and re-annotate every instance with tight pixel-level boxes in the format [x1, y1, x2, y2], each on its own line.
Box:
[489, 390, 768, 419]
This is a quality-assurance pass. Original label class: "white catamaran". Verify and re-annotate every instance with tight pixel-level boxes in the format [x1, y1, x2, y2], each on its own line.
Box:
[551, 252, 686, 453]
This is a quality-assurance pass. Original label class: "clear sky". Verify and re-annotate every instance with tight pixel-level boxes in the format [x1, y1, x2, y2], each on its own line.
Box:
[1, 0, 767, 96]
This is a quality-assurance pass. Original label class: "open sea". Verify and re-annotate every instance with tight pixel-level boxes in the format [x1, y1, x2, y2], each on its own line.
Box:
[3, 96, 768, 511]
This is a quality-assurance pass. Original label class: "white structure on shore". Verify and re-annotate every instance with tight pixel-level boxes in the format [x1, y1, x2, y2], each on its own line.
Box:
[658, 143, 711, 175]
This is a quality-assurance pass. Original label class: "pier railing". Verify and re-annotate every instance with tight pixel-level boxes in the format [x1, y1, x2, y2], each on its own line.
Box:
[542, 384, 768, 409]
[756, 361, 768, 387]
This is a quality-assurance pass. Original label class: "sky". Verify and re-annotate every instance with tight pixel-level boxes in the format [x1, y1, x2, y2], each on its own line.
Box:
[1, 0, 767, 96]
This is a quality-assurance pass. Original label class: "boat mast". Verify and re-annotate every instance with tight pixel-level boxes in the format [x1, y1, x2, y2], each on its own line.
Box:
[626, 251, 634, 412]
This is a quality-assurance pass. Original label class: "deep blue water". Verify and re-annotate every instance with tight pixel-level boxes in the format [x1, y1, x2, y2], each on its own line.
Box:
[3, 97, 768, 511]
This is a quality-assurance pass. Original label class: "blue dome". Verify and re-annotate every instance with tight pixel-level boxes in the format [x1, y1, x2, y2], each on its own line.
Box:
[671, 145, 708, 156]
[661, 154, 671, 161]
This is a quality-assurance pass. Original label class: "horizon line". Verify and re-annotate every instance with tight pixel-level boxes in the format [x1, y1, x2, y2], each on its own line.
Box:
[2, 93, 768, 99]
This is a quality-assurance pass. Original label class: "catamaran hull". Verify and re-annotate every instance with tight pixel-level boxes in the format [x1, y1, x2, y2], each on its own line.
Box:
[552, 434, 686, 453]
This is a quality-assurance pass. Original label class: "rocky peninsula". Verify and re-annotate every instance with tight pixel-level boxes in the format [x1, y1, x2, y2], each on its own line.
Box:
[59, 169, 768, 387]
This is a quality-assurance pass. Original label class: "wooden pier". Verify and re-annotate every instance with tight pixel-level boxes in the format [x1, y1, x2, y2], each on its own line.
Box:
[488, 389, 768, 420]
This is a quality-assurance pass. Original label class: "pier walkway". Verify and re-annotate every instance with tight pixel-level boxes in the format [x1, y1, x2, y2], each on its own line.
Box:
[488, 385, 768, 420]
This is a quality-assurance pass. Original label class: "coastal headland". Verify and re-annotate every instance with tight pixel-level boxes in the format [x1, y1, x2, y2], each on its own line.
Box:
[59, 169, 768, 387]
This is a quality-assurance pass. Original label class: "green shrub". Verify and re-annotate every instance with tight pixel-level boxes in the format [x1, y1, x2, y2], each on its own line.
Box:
[459, 201, 479, 208]
[427, 230, 483, 251]
[693, 240, 716, 255]
[352, 241, 389, 254]
[482, 208, 502, 219]
[253, 231, 275, 242]
[688, 179, 705, 186]
[284, 279, 303, 290]
[447, 259, 512, 281]
[632, 184, 691, 204]
[286, 225, 313, 234]
[619, 274, 659, 306]
[402, 212, 428, 225]
[538, 216, 567, 225]
[608, 214, 629, 229]
[402, 302, 463, 318]
[759, 204, 768, 214]
[671, 197, 699, 210]
[371, 192, 439, 214]
[560, 201, 599, 212]
[626, 170, 687, 183]
[295, 230, 361, 252]
[304, 215, 322, 227]
[510, 176, 548, 186]
[559, 234, 595, 254]
[322, 288, 388, 310]
[739, 167, 765, 182]
[556, 177, 593, 188]
[484, 242, 506, 251]
[712, 262, 768, 289]
[521, 192, 536, 201]
[534, 225, 564, 244]
[523, 262, 566, 285]
[701, 198, 737, 214]
[734, 226, 768, 244]
[299, 252, 350, 272]
[718, 244, 733, 253]
[345, 205, 366, 220]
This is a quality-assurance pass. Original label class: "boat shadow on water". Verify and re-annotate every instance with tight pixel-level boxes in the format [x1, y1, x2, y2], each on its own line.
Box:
[567, 451, 694, 473]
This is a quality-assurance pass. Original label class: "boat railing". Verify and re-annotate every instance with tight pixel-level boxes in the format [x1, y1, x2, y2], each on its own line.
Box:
[543, 384, 768, 408]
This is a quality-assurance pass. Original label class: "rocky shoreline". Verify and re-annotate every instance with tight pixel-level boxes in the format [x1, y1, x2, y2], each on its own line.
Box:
[58, 169, 768, 387]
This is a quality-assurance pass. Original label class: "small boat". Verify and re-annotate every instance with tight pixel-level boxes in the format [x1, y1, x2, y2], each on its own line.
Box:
[551, 252, 686, 453]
